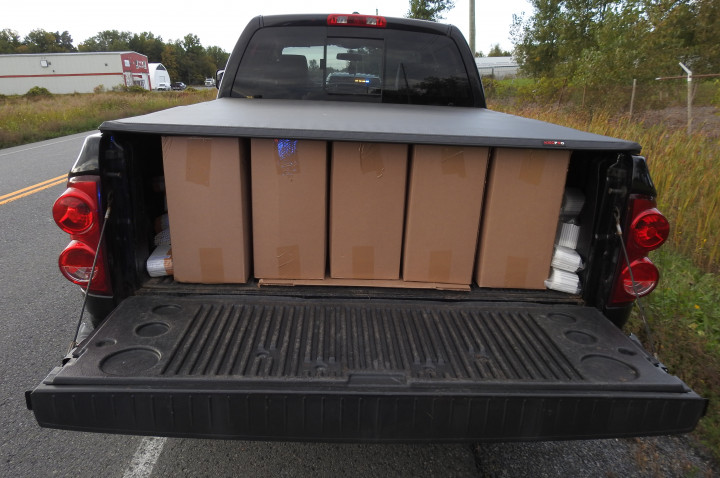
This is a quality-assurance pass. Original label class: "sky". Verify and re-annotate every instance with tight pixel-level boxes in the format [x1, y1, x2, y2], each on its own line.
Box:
[5, 0, 532, 55]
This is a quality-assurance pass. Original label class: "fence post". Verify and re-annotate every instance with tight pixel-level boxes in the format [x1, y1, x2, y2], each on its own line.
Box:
[679, 62, 693, 134]
[630, 79, 637, 119]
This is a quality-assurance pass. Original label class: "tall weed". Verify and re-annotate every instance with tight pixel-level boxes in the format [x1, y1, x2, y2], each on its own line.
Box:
[0, 90, 217, 149]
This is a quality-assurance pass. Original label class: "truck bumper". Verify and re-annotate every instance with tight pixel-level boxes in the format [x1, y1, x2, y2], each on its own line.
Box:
[27, 295, 706, 441]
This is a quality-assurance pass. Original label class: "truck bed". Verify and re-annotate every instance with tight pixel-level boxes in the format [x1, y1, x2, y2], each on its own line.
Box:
[28, 294, 705, 441]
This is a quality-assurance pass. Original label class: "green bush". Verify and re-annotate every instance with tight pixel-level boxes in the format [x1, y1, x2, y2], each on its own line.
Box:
[126, 85, 149, 94]
[24, 86, 52, 99]
[111, 85, 149, 94]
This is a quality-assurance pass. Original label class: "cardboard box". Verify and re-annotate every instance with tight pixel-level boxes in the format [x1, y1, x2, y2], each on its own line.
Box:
[475, 148, 570, 289]
[330, 142, 408, 280]
[162, 136, 251, 283]
[403, 145, 489, 284]
[251, 138, 327, 279]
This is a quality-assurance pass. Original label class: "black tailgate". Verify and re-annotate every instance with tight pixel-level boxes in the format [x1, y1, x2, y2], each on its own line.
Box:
[28, 295, 706, 441]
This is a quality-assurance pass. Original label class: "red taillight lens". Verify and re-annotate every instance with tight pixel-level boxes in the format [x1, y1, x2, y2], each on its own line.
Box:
[619, 257, 659, 298]
[630, 208, 669, 251]
[327, 14, 387, 27]
[53, 187, 95, 234]
[59, 240, 108, 289]
[610, 194, 666, 305]
[53, 175, 112, 295]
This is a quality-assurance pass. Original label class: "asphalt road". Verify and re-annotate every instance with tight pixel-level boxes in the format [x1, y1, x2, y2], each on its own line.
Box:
[0, 134, 715, 478]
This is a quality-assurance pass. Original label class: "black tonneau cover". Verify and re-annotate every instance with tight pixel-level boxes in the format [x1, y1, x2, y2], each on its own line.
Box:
[100, 98, 642, 152]
[28, 295, 705, 440]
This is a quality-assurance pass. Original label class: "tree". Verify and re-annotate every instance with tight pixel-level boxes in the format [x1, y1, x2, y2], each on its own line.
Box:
[512, 0, 720, 84]
[487, 44, 511, 57]
[161, 43, 181, 82]
[79, 30, 132, 52]
[129, 32, 165, 63]
[20, 29, 76, 53]
[54, 31, 76, 52]
[205, 45, 230, 71]
[406, 0, 455, 21]
[0, 28, 21, 53]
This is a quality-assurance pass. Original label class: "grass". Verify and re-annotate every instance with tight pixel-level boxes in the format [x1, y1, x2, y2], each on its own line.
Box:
[0, 89, 217, 149]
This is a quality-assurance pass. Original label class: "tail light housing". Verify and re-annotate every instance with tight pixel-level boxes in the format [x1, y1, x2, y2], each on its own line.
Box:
[610, 195, 668, 305]
[53, 176, 112, 295]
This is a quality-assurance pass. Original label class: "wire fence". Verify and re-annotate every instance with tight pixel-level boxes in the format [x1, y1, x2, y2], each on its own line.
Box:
[483, 77, 720, 137]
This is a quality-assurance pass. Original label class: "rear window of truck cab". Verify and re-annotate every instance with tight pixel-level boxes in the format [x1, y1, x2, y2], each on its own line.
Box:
[230, 26, 474, 106]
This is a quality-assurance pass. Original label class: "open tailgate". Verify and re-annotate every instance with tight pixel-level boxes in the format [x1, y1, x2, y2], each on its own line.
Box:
[27, 295, 706, 441]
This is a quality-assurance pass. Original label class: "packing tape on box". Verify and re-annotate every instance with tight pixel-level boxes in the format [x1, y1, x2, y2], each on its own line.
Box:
[518, 151, 546, 186]
[186, 138, 212, 186]
[199, 247, 225, 282]
[441, 146, 467, 178]
[276, 244, 301, 278]
[274, 139, 301, 176]
[352, 245, 375, 279]
[429, 250, 452, 283]
[147, 245, 173, 277]
[359, 143, 385, 178]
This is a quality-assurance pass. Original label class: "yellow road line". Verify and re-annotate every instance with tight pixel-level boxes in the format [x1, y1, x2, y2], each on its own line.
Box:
[0, 175, 67, 206]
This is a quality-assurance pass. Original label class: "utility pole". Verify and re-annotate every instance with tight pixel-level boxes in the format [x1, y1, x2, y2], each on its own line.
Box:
[469, 0, 476, 55]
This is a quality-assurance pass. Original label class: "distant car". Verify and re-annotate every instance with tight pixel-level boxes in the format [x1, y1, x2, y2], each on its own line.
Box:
[171, 82, 187, 91]
[204, 78, 215, 87]
[156, 83, 170, 91]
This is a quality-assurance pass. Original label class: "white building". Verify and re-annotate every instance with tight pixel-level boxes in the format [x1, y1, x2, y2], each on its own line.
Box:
[149, 63, 172, 90]
[0, 51, 151, 95]
[475, 57, 519, 79]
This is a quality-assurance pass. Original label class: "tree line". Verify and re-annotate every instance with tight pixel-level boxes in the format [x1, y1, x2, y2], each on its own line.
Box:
[0, 28, 229, 86]
[511, 0, 720, 86]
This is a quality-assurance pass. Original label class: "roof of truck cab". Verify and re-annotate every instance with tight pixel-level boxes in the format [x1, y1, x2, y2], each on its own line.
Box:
[100, 97, 642, 153]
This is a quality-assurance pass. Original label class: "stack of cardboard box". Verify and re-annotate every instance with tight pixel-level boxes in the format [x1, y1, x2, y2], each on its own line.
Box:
[160, 136, 572, 291]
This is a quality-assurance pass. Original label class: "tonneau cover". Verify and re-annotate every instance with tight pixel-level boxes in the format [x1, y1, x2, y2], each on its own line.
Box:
[100, 98, 642, 152]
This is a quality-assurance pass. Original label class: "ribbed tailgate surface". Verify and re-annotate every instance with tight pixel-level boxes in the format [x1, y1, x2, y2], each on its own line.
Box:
[56, 295, 685, 392]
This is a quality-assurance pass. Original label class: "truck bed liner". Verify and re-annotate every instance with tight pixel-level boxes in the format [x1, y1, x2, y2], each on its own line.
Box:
[28, 295, 705, 440]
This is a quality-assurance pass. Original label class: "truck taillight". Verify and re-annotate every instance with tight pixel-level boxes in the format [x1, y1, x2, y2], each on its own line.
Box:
[630, 208, 669, 251]
[610, 195, 667, 305]
[52, 187, 95, 234]
[618, 258, 659, 297]
[327, 14, 387, 27]
[59, 240, 108, 289]
[53, 176, 112, 296]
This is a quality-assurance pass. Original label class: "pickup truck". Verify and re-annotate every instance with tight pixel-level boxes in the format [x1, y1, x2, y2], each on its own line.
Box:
[27, 14, 706, 441]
